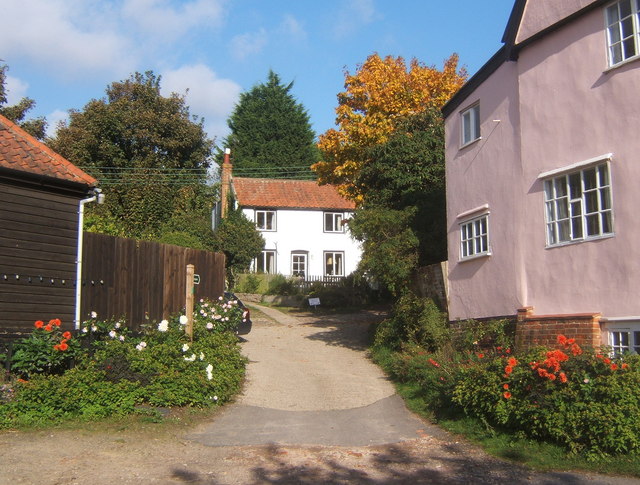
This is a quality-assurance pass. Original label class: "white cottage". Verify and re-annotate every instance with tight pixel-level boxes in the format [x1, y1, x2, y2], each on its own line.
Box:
[220, 153, 362, 279]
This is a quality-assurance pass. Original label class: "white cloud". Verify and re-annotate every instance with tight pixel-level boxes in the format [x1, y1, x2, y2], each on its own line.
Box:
[160, 64, 241, 142]
[279, 14, 307, 43]
[334, 0, 378, 38]
[122, 0, 226, 41]
[230, 29, 268, 61]
[4, 76, 29, 105]
[45, 110, 70, 138]
[0, 0, 135, 80]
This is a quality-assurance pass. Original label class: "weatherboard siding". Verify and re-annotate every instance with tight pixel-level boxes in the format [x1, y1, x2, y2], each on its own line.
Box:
[0, 180, 79, 334]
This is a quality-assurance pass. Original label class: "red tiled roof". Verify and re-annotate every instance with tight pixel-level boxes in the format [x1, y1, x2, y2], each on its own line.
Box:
[0, 114, 97, 186]
[233, 177, 355, 210]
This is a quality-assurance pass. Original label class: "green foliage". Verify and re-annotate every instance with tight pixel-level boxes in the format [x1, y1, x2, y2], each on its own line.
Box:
[211, 206, 264, 286]
[453, 318, 515, 352]
[1, 298, 247, 428]
[234, 273, 262, 293]
[219, 70, 319, 177]
[349, 207, 419, 297]
[266, 274, 300, 296]
[49, 71, 214, 240]
[373, 293, 449, 351]
[0, 64, 46, 139]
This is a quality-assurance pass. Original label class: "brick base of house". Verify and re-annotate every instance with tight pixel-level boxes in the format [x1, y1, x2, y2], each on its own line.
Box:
[515, 306, 602, 350]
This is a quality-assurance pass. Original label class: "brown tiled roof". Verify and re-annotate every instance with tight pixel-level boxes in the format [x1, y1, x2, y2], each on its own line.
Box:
[0, 114, 97, 186]
[233, 177, 355, 210]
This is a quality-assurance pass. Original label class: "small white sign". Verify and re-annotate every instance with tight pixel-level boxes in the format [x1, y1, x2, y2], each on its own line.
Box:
[308, 297, 320, 307]
[193, 274, 201, 285]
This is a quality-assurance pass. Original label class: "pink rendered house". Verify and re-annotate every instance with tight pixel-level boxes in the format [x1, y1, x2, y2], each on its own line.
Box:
[443, 0, 640, 350]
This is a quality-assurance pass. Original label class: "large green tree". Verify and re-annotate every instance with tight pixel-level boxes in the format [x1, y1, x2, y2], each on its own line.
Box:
[349, 108, 447, 295]
[219, 70, 319, 178]
[0, 64, 46, 139]
[50, 71, 214, 242]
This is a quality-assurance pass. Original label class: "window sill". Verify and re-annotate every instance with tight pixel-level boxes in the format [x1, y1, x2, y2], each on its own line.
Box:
[460, 137, 482, 150]
[545, 232, 615, 249]
[604, 54, 640, 73]
[459, 251, 491, 263]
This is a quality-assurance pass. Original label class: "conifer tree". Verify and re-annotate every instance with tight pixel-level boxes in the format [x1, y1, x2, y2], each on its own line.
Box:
[220, 70, 318, 178]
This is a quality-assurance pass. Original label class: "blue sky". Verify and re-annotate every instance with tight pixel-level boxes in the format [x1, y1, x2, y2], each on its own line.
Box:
[2, 0, 515, 147]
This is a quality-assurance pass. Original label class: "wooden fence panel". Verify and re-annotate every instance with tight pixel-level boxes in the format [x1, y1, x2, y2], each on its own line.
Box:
[81, 233, 225, 330]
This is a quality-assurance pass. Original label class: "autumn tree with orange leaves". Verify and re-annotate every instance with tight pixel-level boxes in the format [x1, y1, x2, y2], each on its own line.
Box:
[312, 53, 467, 203]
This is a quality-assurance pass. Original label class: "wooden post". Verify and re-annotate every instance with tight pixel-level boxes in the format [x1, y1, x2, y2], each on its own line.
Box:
[186, 264, 195, 341]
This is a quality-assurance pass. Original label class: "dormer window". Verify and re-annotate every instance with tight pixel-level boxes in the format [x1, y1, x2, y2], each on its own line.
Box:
[461, 103, 480, 147]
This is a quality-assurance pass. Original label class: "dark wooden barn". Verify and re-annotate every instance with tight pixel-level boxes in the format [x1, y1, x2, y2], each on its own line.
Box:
[0, 114, 97, 338]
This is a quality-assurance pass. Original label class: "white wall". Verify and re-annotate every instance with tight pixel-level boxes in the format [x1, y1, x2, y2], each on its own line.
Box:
[242, 207, 362, 277]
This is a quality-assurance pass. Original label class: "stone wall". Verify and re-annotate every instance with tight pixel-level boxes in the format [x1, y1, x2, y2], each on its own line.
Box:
[412, 262, 448, 311]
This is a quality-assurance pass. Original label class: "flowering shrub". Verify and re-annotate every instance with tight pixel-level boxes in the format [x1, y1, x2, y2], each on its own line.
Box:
[1, 297, 247, 428]
[10, 319, 82, 378]
[450, 336, 640, 458]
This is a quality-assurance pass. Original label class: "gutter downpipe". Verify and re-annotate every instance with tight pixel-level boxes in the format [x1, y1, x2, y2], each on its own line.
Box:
[75, 189, 104, 329]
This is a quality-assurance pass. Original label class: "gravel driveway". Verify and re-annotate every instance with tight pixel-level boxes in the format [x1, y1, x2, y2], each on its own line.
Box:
[1, 305, 638, 484]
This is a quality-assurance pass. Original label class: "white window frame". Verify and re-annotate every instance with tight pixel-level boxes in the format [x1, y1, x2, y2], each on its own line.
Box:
[605, 0, 640, 67]
[324, 251, 344, 277]
[255, 250, 276, 274]
[291, 252, 307, 278]
[459, 214, 490, 261]
[255, 209, 276, 231]
[542, 161, 614, 247]
[324, 212, 345, 233]
[460, 103, 480, 147]
[603, 321, 640, 355]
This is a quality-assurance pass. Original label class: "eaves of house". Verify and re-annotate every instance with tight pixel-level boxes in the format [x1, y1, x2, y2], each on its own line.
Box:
[442, 0, 606, 118]
[0, 114, 96, 193]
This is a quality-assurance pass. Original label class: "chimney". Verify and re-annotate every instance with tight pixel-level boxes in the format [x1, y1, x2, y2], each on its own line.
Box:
[220, 148, 232, 218]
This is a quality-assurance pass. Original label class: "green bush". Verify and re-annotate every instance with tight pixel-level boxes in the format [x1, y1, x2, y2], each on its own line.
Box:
[266, 274, 300, 296]
[373, 293, 449, 351]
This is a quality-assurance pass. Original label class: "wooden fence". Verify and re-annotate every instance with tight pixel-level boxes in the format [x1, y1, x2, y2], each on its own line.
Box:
[81, 233, 225, 330]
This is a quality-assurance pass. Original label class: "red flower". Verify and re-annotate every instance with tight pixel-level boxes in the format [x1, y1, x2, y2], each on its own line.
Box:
[559, 372, 568, 383]
[603, 358, 611, 365]
[428, 358, 440, 368]
[53, 344, 60, 351]
[62, 331, 72, 340]
[570, 343, 582, 356]
[557, 335, 567, 346]
[622, 363, 630, 370]
[566, 338, 575, 345]
[504, 365, 514, 375]
[50, 318, 62, 327]
[505, 349, 511, 354]
[59, 343, 68, 351]
[34, 320, 44, 329]
[44, 324, 53, 332]
[503, 383, 509, 389]
[503, 392, 512, 399]
[507, 357, 518, 367]
[477, 353, 484, 359]
[610, 363, 618, 371]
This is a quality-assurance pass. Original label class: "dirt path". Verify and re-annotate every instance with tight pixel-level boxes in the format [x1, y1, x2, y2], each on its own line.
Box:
[0, 307, 638, 484]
